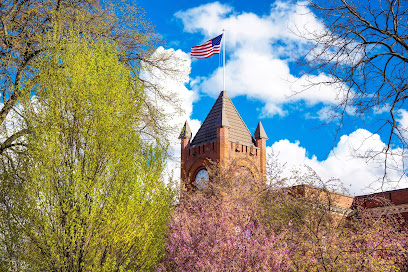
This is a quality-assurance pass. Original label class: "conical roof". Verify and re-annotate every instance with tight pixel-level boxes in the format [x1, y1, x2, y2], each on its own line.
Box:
[179, 120, 192, 139]
[190, 91, 255, 146]
[214, 102, 230, 128]
[254, 121, 268, 139]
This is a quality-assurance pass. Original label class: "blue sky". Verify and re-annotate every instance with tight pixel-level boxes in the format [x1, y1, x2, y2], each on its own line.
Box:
[138, 0, 408, 195]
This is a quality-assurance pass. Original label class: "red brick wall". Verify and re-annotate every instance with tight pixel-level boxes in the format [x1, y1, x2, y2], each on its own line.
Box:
[354, 188, 408, 208]
[353, 188, 408, 225]
[181, 127, 267, 190]
[180, 140, 218, 191]
[391, 190, 408, 205]
[290, 184, 354, 210]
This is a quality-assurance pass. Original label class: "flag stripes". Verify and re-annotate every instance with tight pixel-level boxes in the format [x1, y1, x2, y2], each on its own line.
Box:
[191, 34, 223, 59]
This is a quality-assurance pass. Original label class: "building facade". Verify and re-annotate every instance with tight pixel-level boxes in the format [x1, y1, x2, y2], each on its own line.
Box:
[353, 188, 408, 222]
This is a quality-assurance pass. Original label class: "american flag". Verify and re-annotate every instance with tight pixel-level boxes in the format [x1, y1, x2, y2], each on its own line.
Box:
[191, 34, 223, 59]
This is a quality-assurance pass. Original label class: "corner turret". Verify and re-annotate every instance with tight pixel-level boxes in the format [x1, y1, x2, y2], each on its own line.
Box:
[254, 121, 268, 140]
[254, 120, 268, 180]
[179, 120, 192, 139]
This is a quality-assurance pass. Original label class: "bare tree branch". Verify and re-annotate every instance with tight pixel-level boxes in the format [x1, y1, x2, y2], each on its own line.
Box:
[299, 0, 408, 184]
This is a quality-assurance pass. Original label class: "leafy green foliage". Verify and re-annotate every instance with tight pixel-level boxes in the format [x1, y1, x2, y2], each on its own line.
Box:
[0, 35, 173, 271]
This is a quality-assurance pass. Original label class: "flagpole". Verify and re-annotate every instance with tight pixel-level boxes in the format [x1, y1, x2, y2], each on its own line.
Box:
[222, 29, 225, 91]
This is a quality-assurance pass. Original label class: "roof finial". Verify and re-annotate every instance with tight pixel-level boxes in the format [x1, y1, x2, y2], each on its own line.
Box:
[219, 90, 229, 98]
[254, 121, 268, 139]
[179, 120, 192, 139]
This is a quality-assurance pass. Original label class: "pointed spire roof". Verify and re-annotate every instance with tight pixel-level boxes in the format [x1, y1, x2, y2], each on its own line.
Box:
[254, 121, 268, 140]
[179, 120, 192, 139]
[190, 91, 255, 146]
[215, 102, 230, 128]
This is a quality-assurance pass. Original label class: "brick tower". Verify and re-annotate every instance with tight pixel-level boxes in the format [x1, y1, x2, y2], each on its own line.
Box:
[179, 90, 268, 190]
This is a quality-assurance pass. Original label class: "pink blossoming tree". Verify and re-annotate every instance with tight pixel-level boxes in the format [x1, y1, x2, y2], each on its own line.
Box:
[160, 163, 408, 271]
[159, 162, 289, 271]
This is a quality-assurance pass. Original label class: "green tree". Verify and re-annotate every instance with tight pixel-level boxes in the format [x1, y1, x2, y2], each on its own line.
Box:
[1, 34, 173, 271]
[0, 0, 177, 155]
[1, 1, 183, 270]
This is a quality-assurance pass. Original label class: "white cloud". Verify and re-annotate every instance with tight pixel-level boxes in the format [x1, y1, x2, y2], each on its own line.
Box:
[141, 46, 200, 141]
[305, 106, 340, 122]
[175, 1, 350, 116]
[141, 47, 202, 181]
[175, 1, 321, 53]
[372, 104, 390, 115]
[269, 129, 408, 195]
[397, 109, 408, 139]
[0, 102, 26, 145]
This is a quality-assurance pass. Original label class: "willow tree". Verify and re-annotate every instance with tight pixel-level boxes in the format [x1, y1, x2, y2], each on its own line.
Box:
[0, 34, 174, 271]
[0, 0, 179, 155]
